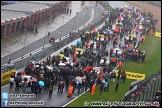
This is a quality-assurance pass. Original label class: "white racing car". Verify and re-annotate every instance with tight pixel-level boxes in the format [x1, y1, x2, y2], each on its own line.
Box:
[99, 57, 110, 66]
[21, 75, 32, 82]
[124, 34, 136, 42]
[90, 41, 98, 50]
[137, 24, 143, 30]
[113, 48, 122, 55]
[93, 67, 101, 74]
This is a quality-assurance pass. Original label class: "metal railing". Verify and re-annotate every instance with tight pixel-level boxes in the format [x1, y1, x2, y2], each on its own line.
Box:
[1, 1, 110, 74]
[121, 71, 161, 102]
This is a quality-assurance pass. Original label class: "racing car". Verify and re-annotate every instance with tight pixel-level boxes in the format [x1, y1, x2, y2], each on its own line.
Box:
[112, 48, 122, 55]
[124, 34, 137, 43]
[99, 57, 110, 66]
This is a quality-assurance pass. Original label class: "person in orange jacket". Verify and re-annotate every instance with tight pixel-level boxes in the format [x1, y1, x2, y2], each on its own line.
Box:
[73, 49, 77, 60]
[99, 72, 102, 81]
[91, 84, 96, 96]
[118, 60, 123, 69]
[150, 29, 153, 35]
[86, 41, 90, 48]
[67, 85, 73, 97]
[132, 27, 135, 33]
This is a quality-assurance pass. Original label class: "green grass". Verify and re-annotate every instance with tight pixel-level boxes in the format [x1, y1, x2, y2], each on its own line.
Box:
[118, 35, 161, 78]
[1, 81, 9, 87]
[66, 4, 161, 107]
[66, 79, 134, 107]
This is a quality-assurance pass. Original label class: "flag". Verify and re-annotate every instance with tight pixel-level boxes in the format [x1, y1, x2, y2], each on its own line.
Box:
[89, 1, 92, 5]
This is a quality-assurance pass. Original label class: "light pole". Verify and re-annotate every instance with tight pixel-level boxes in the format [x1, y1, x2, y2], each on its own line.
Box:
[72, 12, 79, 33]
[43, 23, 50, 49]
[59, 16, 65, 41]
[84, 7, 89, 30]
[21, 32, 29, 67]
[22, 34, 28, 59]
[29, 50, 32, 56]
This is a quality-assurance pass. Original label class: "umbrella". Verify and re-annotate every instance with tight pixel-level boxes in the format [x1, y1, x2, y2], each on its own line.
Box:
[146, 20, 150, 22]
[32, 78, 37, 82]
[58, 63, 66, 66]
[93, 28, 97, 32]
[136, 29, 140, 33]
[82, 76, 86, 80]
[76, 76, 82, 82]
[104, 40, 108, 42]
[47, 65, 54, 70]
[88, 23, 93, 26]
[76, 40, 81, 45]
[103, 29, 108, 34]
[128, 34, 136, 37]
[59, 54, 65, 59]
[65, 68, 71, 73]
[14, 76, 22, 83]
[30, 80, 33, 83]
[70, 62, 74, 66]
[101, 16, 105, 18]
[135, 22, 138, 25]
[70, 76, 76, 80]
[42, 70, 45, 74]
[65, 66, 70, 69]
[38, 81, 44, 87]
[97, 34, 102, 38]
[85, 31, 90, 34]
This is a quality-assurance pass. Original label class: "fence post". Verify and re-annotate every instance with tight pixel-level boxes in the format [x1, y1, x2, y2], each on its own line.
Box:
[147, 80, 153, 98]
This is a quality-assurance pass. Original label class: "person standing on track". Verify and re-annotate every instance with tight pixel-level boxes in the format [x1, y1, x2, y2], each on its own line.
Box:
[49, 85, 53, 97]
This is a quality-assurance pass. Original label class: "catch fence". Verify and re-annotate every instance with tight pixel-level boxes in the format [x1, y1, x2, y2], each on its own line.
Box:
[1, 1, 110, 74]
[121, 71, 161, 102]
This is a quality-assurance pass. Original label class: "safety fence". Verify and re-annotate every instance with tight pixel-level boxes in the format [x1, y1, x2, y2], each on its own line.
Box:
[147, 1, 161, 7]
[1, 1, 110, 74]
[121, 71, 161, 102]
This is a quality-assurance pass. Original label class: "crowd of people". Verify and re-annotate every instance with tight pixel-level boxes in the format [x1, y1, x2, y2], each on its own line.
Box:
[9, 4, 160, 107]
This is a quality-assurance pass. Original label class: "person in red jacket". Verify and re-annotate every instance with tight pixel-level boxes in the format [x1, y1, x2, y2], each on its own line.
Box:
[57, 82, 62, 93]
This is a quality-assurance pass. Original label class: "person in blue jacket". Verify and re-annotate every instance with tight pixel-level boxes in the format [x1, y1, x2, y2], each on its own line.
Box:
[104, 80, 108, 92]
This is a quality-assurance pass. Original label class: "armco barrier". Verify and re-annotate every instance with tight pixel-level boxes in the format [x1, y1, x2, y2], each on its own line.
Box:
[1, 1, 110, 74]
[1, 69, 16, 83]
[121, 71, 161, 102]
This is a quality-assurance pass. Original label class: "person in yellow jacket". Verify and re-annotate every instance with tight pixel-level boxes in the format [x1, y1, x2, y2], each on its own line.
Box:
[49, 85, 53, 97]
[91, 84, 96, 96]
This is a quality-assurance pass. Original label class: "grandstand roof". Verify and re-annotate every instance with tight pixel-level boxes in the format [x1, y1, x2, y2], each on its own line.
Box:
[23, 1, 59, 4]
[1, 10, 30, 21]
[1, 2, 50, 12]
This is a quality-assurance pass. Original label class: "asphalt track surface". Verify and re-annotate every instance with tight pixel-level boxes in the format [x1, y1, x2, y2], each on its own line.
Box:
[1, 2, 103, 107]
[1, 2, 102, 66]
